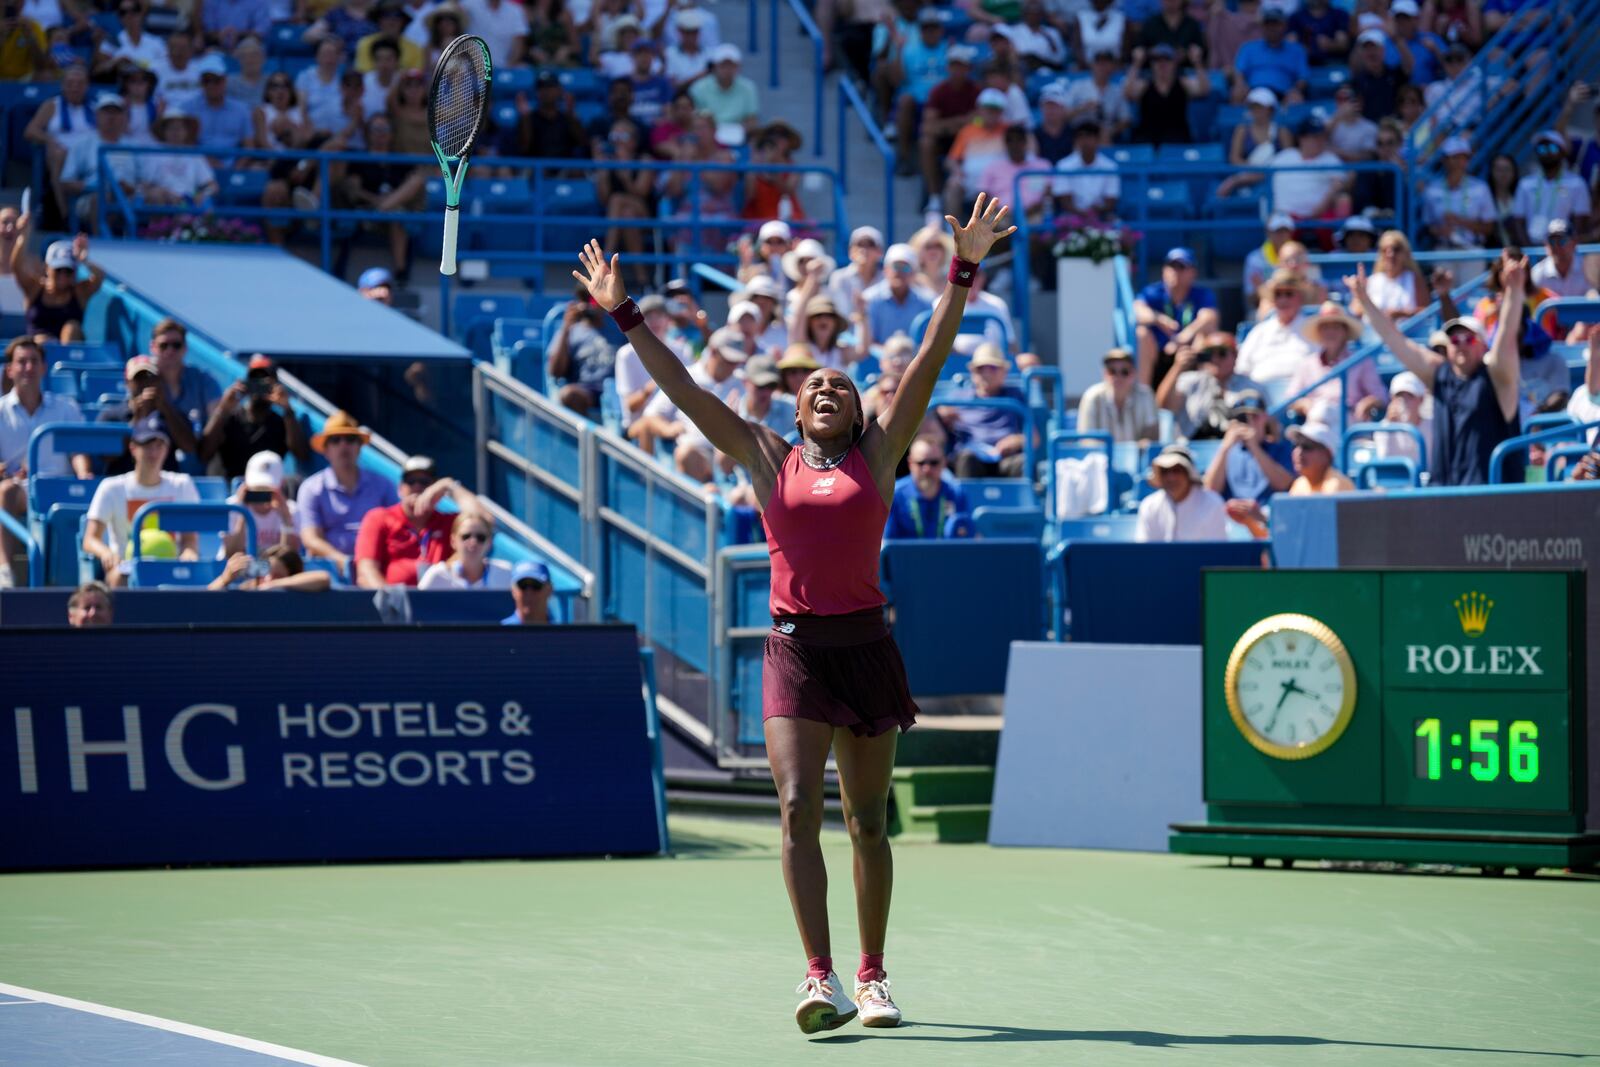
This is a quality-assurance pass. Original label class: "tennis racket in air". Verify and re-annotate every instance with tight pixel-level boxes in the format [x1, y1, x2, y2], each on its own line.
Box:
[427, 34, 492, 276]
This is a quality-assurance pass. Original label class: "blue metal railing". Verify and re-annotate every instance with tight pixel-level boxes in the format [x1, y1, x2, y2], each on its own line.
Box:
[0, 507, 43, 587]
[1490, 418, 1600, 484]
[769, 0, 826, 158]
[1112, 255, 1135, 351]
[838, 76, 896, 248]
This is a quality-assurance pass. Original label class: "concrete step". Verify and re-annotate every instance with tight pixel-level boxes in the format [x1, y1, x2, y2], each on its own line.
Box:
[896, 717, 1002, 767]
[897, 803, 992, 844]
[890, 764, 996, 808]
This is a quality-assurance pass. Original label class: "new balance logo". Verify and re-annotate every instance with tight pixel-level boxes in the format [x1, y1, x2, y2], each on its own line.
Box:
[811, 476, 836, 496]
[775, 621, 796, 634]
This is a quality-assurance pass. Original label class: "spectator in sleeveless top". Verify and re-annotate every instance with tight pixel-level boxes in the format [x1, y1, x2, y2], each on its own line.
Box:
[883, 435, 967, 540]
[67, 580, 113, 626]
[14, 230, 103, 342]
[1136, 444, 1228, 542]
[1231, 7, 1307, 104]
[1123, 42, 1210, 146]
[1347, 253, 1527, 485]
[1286, 420, 1356, 495]
[418, 509, 514, 590]
[23, 62, 92, 214]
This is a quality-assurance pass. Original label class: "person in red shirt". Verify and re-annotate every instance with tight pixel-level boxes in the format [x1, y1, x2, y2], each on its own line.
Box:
[353, 455, 483, 588]
[573, 194, 1015, 1035]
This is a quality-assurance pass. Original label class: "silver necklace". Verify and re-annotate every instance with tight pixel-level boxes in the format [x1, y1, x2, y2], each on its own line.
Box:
[800, 444, 851, 471]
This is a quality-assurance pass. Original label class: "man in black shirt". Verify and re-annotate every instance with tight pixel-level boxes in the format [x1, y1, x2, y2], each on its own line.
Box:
[1137, 0, 1205, 66]
[1348, 29, 1411, 122]
[519, 71, 588, 161]
[200, 355, 311, 481]
[586, 77, 645, 151]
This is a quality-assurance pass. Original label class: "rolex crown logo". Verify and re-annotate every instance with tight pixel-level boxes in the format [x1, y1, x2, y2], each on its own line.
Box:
[1283, 635, 1299, 653]
[1454, 591, 1493, 638]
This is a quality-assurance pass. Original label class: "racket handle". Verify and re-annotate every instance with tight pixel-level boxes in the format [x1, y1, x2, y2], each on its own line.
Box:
[440, 204, 459, 276]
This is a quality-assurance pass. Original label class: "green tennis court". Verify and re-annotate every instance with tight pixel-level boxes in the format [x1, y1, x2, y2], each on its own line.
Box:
[1, 815, 1595, 1066]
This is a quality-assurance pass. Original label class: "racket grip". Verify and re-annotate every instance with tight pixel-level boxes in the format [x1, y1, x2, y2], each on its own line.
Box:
[440, 205, 459, 276]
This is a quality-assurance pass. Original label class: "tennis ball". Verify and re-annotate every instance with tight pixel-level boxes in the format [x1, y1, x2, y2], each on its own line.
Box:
[129, 528, 178, 561]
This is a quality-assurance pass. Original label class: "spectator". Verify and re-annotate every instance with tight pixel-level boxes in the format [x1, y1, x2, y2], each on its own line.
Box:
[83, 415, 200, 586]
[357, 37, 405, 119]
[660, 278, 710, 355]
[1390, 0, 1443, 84]
[1432, 0, 1482, 48]
[1052, 118, 1119, 218]
[1077, 347, 1159, 443]
[503, 559, 554, 624]
[626, 41, 673, 125]
[358, 266, 394, 304]
[200, 355, 310, 480]
[354, 455, 480, 588]
[1132, 247, 1218, 388]
[776, 344, 821, 398]
[57, 96, 138, 231]
[1532, 218, 1591, 298]
[893, 10, 954, 175]
[1348, 116, 1405, 222]
[1565, 332, 1600, 435]
[997, 0, 1066, 71]
[94, 356, 174, 475]
[689, 43, 758, 133]
[144, 316, 216, 471]
[1061, 49, 1132, 144]
[546, 289, 617, 417]
[296, 37, 348, 136]
[740, 274, 789, 351]
[1354, 228, 1427, 320]
[914, 44, 977, 206]
[733, 355, 795, 436]
[221, 448, 299, 557]
[193, 56, 254, 152]
[586, 78, 643, 150]
[742, 218, 793, 284]
[1347, 29, 1411, 124]
[204, 0, 271, 50]
[418, 509, 513, 589]
[665, 8, 710, 84]
[615, 295, 689, 429]
[455, 0, 523, 67]
[1225, 87, 1290, 180]
[516, 71, 588, 160]
[1138, 0, 1205, 62]
[305, 0, 378, 53]
[596, 13, 642, 77]
[14, 230, 103, 343]
[1207, 0, 1262, 73]
[938, 343, 1025, 478]
[524, 0, 578, 68]
[118, 66, 161, 145]
[356, 5, 422, 70]
[152, 32, 204, 110]
[907, 223, 955, 293]
[1423, 135, 1497, 258]
[1033, 82, 1076, 163]
[1556, 83, 1600, 187]
[1287, 420, 1356, 494]
[1459, 252, 1561, 361]
[1338, 214, 1378, 256]
[1423, 42, 1512, 132]
[135, 109, 219, 207]
[940, 89, 1010, 217]
[863, 243, 933, 345]
[1253, 240, 1327, 318]
[67, 580, 113, 626]
[420, 3, 464, 70]
[1347, 256, 1526, 485]
[1287, 301, 1388, 424]
[742, 123, 806, 223]
[1237, 269, 1316, 390]
[0, 336, 88, 584]
[1289, 0, 1354, 67]
[1270, 115, 1350, 231]
[1202, 389, 1295, 504]
[1071, 0, 1126, 69]
[788, 288, 857, 371]
[1511, 131, 1591, 247]
[1124, 42, 1210, 146]
[23, 63, 93, 213]
[338, 113, 425, 276]
[726, 297, 776, 360]
[1326, 84, 1378, 162]
[96, 3, 161, 79]
[1232, 7, 1307, 104]
[1136, 445, 1228, 542]
[1242, 212, 1295, 299]
[828, 226, 884, 313]
[297, 410, 398, 573]
[211, 542, 333, 591]
[884, 436, 967, 540]
[1486, 152, 1521, 249]
[1157, 330, 1265, 440]
[1376, 368, 1430, 465]
[631, 325, 745, 479]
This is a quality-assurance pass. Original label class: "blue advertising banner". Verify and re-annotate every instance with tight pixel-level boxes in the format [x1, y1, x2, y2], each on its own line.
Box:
[0, 625, 666, 870]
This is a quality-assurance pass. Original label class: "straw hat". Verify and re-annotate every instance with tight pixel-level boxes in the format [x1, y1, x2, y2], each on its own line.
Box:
[424, 2, 466, 31]
[781, 238, 837, 283]
[802, 295, 846, 327]
[777, 345, 821, 372]
[310, 410, 371, 453]
[1264, 268, 1307, 296]
[1300, 300, 1364, 344]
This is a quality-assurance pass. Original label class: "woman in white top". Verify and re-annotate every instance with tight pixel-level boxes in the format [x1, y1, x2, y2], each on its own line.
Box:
[1074, 0, 1126, 68]
[1361, 229, 1427, 320]
[255, 73, 313, 151]
[418, 510, 514, 589]
[295, 37, 348, 135]
[120, 67, 162, 144]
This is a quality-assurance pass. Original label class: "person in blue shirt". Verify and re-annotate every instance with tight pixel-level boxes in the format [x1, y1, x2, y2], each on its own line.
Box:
[1231, 8, 1308, 103]
[863, 243, 933, 344]
[1202, 390, 1295, 504]
[884, 436, 969, 539]
[1133, 246, 1219, 388]
[502, 560, 557, 624]
[194, 60, 255, 151]
[937, 343, 1027, 478]
[1288, 0, 1349, 66]
[1390, 1, 1445, 84]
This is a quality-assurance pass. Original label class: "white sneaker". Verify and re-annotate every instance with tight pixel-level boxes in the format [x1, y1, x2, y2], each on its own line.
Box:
[794, 972, 857, 1034]
[854, 977, 901, 1028]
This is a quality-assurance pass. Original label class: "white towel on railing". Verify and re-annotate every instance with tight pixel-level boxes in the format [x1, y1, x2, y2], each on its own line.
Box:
[1054, 452, 1109, 520]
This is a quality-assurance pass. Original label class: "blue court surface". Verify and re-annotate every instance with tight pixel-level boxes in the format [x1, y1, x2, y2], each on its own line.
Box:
[0, 985, 365, 1067]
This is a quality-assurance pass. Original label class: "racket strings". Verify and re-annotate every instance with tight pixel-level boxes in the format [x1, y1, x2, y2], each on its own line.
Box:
[432, 50, 486, 156]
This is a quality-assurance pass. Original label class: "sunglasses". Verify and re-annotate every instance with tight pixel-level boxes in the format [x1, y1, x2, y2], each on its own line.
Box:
[890, 262, 914, 273]
[1201, 346, 1233, 359]
[402, 475, 435, 488]
[1273, 289, 1299, 299]
[1447, 330, 1475, 345]
[911, 458, 944, 467]
[1551, 233, 1573, 245]
[516, 579, 547, 591]
[459, 531, 489, 542]
[325, 434, 362, 446]
[154, 339, 183, 350]
[1107, 365, 1132, 377]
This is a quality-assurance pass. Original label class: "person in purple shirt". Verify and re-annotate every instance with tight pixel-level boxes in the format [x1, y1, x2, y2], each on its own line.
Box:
[296, 411, 399, 575]
[1231, 8, 1308, 103]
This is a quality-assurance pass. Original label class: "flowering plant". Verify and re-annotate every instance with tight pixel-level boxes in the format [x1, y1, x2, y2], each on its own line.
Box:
[1046, 213, 1140, 263]
[139, 213, 264, 244]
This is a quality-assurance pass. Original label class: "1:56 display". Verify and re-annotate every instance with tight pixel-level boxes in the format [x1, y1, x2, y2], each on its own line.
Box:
[1414, 719, 1539, 782]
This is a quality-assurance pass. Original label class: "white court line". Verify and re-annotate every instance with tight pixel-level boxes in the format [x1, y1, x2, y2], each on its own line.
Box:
[0, 982, 368, 1066]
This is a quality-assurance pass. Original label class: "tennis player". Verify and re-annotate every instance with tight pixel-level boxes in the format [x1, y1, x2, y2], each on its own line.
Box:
[573, 194, 1016, 1034]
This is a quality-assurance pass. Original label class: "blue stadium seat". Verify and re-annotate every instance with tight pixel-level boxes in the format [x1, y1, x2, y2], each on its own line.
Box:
[972, 505, 1045, 540]
[1133, 179, 1192, 220]
[453, 293, 529, 353]
[128, 501, 256, 588]
[1307, 65, 1349, 99]
[493, 67, 536, 96]
[218, 168, 268, 206]
[45, 341, 122, 365]
[1106, 144, 1155, 166]
[1353, 457, 1419, 489]
[1545, 442, 1593, 480]
[1054, 514, 1138, 542]
[2, 83, 54, 165]
[1206, 186, 1266, 259]
[554, 68, 605, 100]
[267, 20, 313, 56]
[962, 477, 1035, 509]
[575, 100, 608, 129]
[542, 179, 600, 253]
[470, 179, 535, 253]
[492, 100, 518, 134]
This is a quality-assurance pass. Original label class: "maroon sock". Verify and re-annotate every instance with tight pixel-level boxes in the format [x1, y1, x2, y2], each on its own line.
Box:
[807, 955, 833, 980]
[858, 953, 886, 982]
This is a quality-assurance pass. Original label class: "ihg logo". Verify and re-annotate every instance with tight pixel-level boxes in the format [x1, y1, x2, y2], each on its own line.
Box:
[1405, 591, 1543, 676]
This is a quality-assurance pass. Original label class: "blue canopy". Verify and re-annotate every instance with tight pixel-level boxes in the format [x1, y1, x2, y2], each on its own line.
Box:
[89, 241, 469, 362]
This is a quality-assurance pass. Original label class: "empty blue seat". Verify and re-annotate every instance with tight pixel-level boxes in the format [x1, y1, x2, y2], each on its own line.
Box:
[541, 179, 601, 252]
[972, 505, 1046, 540]
[1307, 65, 1349, 98]
[1053, 514, 1138, 542]
[1106, 144, 1154, 166]
[45, 341, 122, 365]
[470, 178, 535, 253]
[267, 20, 313, 56]
[555, 68, 605, 100]
[491, 100, 519, 134]
[218, 168, 268, 206]
[1135, 179, 1192, 219]
[493, 67, 535, 95]
[453, 293, 528, 348]
[1353, 457, 1419, 489]
[961, 478, 1034, 509]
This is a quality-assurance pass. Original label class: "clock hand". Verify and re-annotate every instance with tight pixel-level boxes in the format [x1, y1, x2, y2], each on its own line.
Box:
[1274, 681, 1295, 712]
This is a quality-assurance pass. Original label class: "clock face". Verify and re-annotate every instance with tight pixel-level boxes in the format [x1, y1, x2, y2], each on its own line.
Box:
[1225, 614, 1357, 760]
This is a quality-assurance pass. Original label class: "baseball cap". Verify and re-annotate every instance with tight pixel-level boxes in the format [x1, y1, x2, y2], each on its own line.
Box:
[711, 43, 741, 64]
[1391, 0, 1419, 14]
[917, 7, 943, 25]
[1442, 315, 1488, 343]
[662, 277, 691, 297]
[1228, 389, 1268, 416]
[1164, 246, 1196, 267]
[1149, 43, 1176, 58]
[1245, 87, 1278, 109]
[1296, 114, 1327, 137]
[743, 274, 782, 301]
[884, 242, 917, 269]
[1073, 117, 1102, 136]
[948, 44, 977, 65]
[727, 299, 763, 325]
[358, 266, 394, 289]
[637, 293, 668, 314]
[1356, 28, 1386, 46]
[244, 450, 284, 490]
[1101, 347, 1134, 366]
[969, 342, 1008, 369]
[632, 37, 656, 52]
[511, 560, 551, 586]
[535, 70, 561, 89]
[246, 353, 275, 373]
[196, 55, 228, 79]
[1039, 82, 1071, 107]
[744, 355, 780, 388]
[1534, 129, 1566, 151]
[758, 219, 792, 243]
[402, 454, 437, 475]
[44, 240, 75, 270]
[708, 325, 748, 361]
[94, 93, 126, 111]
[1439, 135, 1471, 157]
[1267, 212, 1294, 232]
[674, 7, 707, 29]
[1427, 329, 1451, 350]
[1339, 214, 1377, 239]
[977, 87, 1007, 110]
[1260, 5, 1286, 19]
[1548, 218, 1573, 239]
[124, 354, 158, 380]
[1389, 370, 1427, 397]
[1288, 421, 1337, 453]
[1151, 445, 1198, 479]
[850, 225, 884, 247]
[129, 413, 169, 444]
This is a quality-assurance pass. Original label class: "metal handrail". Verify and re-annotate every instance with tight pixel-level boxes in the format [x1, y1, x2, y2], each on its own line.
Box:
[1111, 254, 1135, 351]
[0, 507, 43, 588]
[838, 76, 895, 243]
[1489, 417, 1600, 484]
[129, 500, 257, 559]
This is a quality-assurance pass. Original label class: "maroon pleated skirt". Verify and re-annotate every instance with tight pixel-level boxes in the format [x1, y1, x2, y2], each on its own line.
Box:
[762, 607, 921, 738]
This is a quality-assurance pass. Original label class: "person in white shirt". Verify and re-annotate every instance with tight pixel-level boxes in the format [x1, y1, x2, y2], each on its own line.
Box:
[1270, 115, 1350, 221]
[664, 7, 711, 84]
[1077, 347, 1160, 442]
[1512, 130, 1591, 247]
[1564, 331, 1600, 442]
[996, 0, 1066, 70]
[221, 450, 300, 558]
[1423, 136, 1496, 257]
[461, 0, 527, 67]
[95, 2, 167, 77]
[1060, 49, 1133, 142]
[418, 509, 515, 589]
[1236, 268, 1316, 394]
[614, 295, 691, 428]
[659, 0, 720, 49]
[151, 32, 204, 110]
[827, 225, 884, 315]
[83, 415, 200, 587]
[58, 95, 139, 230]
[1052, 118, 1119, 217]
[1531, 219, 1592, 298]
[1374, 369, 1431, 466]
[629, 326, 746, 479]
[0, 336, 90, 585]
[135, 109, 218, 204]
[1136, 444, 1229, 542]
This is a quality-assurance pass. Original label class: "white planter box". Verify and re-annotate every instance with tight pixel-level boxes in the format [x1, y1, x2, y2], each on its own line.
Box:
[1055, 257, 1117, 399]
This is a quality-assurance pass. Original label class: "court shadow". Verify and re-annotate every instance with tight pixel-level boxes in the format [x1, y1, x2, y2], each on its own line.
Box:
[812, 1024, 1597, 1058]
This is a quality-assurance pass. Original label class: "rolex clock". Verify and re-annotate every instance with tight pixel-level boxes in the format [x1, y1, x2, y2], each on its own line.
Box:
[1224, 613, 1356, 760]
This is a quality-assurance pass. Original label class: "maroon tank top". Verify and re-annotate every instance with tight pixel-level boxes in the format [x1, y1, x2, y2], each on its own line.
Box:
[763, 445, 888, 617]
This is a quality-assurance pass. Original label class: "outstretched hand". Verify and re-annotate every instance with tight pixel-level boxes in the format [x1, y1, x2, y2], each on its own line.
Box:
[572, 239, 628, 312]
[1500, 251, 1529, 293]
[945, 192, 1017, 264]
[1342, 261, 1369, 305]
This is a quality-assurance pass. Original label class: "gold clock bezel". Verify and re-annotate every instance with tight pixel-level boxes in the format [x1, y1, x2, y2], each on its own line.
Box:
[1224, 612, 1357, 761]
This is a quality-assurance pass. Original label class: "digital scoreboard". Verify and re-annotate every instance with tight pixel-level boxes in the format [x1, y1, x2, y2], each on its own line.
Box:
[1170, 570, 1597, 873]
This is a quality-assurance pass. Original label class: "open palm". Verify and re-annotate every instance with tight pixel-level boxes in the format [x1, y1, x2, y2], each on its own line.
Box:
[572, 239, 627, 311]
[945, 193, 1018, 263]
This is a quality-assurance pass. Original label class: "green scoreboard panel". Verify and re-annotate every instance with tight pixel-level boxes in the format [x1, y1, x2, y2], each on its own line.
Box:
[1171, 569, 1597, 873]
